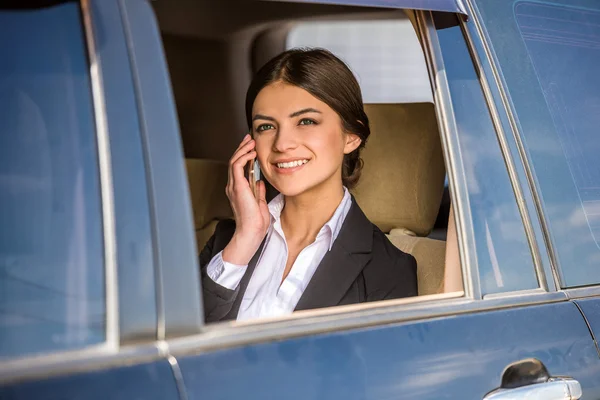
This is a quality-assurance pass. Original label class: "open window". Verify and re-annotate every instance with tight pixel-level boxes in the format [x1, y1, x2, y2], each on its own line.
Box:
[152, 0, 541, 326]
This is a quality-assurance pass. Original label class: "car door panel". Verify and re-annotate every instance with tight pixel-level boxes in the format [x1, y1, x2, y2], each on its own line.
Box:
[573, 298, 600, 353]
[177, 302, 600, 399]
[0, 359, 180, 400]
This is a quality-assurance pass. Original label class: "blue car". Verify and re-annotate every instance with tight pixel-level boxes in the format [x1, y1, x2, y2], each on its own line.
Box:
[2, 0, 600, 399]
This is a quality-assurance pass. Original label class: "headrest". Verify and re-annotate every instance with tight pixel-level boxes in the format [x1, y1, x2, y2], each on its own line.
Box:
[352, 103, 445, 236]
[185, 159, 232, 230]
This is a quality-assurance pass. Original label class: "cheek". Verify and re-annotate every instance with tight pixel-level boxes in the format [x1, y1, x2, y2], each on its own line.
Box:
[310, 126, 346, 162]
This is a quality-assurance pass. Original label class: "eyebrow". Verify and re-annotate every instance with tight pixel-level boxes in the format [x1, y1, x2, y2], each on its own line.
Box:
[252, 108, 322, 122]
[289, 108, 321, 118]
[252, 114, 276, 122]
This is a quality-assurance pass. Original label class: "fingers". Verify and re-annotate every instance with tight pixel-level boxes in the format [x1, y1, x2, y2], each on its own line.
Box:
[227, 134, 255, 194]
[230, 135, 255, 165]
[257, 180, 267, 204]
[231, 151, 257, 188]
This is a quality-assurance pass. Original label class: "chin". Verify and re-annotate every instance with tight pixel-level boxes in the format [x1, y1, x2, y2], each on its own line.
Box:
[269, 178, 315, 198]
[272, 183, 308, 198]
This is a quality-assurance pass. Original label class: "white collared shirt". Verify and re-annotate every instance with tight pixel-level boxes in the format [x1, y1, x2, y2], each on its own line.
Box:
[206, 188, 352, 321]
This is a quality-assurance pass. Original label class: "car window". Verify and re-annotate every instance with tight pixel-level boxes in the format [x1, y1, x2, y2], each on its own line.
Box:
[473, 0, 600, 287]
[434, 16, 538, 295]
[0, 2, 105, 359]
[286, 18, 433, 103]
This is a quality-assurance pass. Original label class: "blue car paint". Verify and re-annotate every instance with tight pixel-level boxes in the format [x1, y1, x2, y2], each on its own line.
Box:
[177, 302, 600, 399]
[0, 360, 180, 400]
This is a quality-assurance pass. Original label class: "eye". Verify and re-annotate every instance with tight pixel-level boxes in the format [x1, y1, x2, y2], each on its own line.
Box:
[298, 118, 317, 126]
[256, 123, 275, 133]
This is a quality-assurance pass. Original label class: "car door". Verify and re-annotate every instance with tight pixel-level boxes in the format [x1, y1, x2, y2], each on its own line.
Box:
[468, 0, 600, 376]
[0, 0, 189, 397]
[164, 2, 600, 399]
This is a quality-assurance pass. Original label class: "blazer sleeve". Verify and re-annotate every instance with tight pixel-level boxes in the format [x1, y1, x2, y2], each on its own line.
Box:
[381, 253, 418, 300]
[365, 250, 418, 302]
[199, 220, 241, 322]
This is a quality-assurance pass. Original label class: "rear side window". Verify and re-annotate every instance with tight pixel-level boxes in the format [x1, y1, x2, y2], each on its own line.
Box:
[473, 0, 600, 287]
[286, 18, 432, 103]
[0, 2, 105, 358]
[435, 17, 539, 294]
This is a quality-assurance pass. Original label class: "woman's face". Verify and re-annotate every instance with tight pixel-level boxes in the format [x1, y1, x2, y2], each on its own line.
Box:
[251, 82, 361, 197]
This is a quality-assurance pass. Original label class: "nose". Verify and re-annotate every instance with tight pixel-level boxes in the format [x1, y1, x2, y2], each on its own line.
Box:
[272, 123, 298, 153]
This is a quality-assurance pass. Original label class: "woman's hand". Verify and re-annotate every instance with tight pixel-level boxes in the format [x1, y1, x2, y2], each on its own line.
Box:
[222, 134, 270, 265]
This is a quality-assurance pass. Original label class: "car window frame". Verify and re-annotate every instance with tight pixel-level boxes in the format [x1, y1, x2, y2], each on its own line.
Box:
[165, 7, 568, 358]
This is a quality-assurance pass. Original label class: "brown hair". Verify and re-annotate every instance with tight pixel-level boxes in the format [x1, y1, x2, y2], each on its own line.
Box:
[245, 48, 370, 189]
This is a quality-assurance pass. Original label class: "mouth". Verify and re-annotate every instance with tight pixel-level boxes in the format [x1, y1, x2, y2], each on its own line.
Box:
[272, 159, 310, 174]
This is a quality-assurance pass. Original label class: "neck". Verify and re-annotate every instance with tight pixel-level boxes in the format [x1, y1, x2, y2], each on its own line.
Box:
[280, 181, 345, 244]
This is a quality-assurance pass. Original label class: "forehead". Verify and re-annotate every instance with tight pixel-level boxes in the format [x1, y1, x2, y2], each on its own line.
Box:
[252, 82, 333, 116]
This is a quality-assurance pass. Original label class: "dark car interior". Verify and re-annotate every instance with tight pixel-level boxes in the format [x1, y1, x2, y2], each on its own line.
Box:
[152, 0, 459, 303]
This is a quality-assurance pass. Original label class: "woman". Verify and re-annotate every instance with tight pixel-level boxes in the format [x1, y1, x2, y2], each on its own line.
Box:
[200, 48, 417, 323]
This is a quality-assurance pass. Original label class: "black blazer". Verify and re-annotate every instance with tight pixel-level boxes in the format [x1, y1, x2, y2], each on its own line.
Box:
[199, 198, 418, 322]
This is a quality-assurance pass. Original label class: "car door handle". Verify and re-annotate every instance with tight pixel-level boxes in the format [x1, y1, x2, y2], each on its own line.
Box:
[484, 358, 582, 400]
[483, 378, 582, 400]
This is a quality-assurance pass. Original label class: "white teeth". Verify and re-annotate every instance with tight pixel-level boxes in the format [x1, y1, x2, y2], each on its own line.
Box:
[277, 159, 308, 169]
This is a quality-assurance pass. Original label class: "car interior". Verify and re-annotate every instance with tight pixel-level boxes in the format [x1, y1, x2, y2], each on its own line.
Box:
[151, 0, 463, 316]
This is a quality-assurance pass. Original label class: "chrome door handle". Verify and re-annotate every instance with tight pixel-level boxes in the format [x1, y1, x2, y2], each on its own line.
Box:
[484, 377, 582, 400]
[485, 359, 582, 400]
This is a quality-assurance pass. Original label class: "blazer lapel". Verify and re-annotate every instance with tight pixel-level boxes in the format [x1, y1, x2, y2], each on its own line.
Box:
[295, 198, 373, 311]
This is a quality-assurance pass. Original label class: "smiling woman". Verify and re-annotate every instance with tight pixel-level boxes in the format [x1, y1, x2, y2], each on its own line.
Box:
[198, 48, 418, 323]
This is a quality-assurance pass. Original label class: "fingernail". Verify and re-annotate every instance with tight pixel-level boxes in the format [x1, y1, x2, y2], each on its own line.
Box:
[244, 133, 250, 139]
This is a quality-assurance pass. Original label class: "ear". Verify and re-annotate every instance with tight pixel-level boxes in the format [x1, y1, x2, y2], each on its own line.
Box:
[343, 133, 362, 154]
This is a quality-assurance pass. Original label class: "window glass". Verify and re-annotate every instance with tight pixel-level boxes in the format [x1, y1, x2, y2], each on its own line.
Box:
[286, 18, 432, 103]
[435, 17, 538, 294]
[0, 2, 105, 358]
[474, 0, 600, 287]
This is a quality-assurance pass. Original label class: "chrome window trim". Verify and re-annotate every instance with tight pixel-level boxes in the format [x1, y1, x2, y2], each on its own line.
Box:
[415, 10, 481, 299]
[168, 355, 189, 400]
[81, 0, 120, 350]
[0, 343, 162, 386]
[462, 0, 562, 291]
[566, 286, 600, 300]
[0, 0, 120, 381]
[168, 290, 567, 357]
[456, 13, 549, 292]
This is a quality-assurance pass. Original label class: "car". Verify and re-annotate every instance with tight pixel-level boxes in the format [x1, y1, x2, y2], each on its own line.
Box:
[2, 0, 600, 399]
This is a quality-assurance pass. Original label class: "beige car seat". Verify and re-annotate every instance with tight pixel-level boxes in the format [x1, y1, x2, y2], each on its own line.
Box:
[444, 204, 463, 292]
[353, 103, 447, 295]
[185, 159, 233, 252]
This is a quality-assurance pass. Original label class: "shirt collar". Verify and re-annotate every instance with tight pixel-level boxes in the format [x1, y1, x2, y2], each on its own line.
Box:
[267, 187, 352, 251]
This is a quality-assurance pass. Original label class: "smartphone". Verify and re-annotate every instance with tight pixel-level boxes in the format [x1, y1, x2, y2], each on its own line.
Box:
[245, 158, 261, 198]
